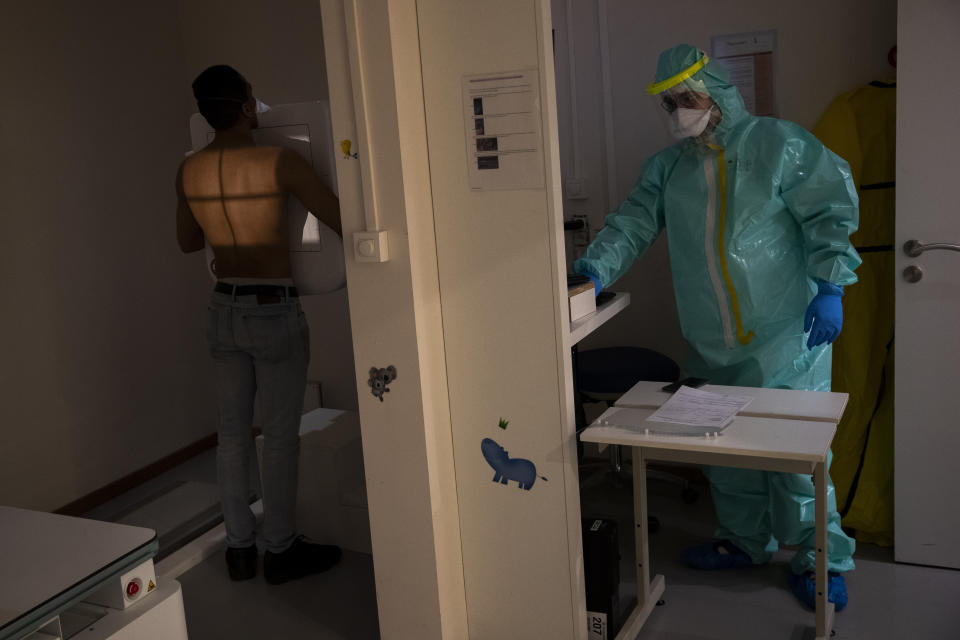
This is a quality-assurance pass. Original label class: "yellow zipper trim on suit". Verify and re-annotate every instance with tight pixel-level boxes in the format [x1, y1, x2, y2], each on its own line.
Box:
[713, 147, 755, 346]
[701, 154, 736, 349]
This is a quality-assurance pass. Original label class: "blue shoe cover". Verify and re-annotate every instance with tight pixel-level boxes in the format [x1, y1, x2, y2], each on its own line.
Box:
[683, 540, 754, 570]
[788, 571, 848, 612]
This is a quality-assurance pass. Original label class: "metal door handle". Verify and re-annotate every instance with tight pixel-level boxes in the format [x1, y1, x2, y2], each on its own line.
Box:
[903, 240, 960, 257]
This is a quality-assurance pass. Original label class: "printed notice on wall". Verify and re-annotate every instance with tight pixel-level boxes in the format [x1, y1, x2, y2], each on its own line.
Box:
[710, 31, 777, 117]
[462, 69, 543, 191]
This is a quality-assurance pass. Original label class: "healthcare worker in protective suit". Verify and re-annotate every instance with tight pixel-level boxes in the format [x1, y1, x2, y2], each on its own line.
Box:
[573, 44, 861, 611]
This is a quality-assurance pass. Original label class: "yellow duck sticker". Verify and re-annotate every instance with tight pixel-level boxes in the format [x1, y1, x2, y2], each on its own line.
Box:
[340, 139, 359, 159]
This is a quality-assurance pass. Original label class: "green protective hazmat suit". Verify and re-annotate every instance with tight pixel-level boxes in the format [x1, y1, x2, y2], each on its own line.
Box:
[574, 44, 860, 574]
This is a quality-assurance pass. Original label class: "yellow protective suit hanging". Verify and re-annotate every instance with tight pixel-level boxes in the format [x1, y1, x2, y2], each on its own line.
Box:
[812, 81, 896, 546]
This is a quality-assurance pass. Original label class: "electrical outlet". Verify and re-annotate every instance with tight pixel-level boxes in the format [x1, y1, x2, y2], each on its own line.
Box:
[572, 213, 590, 248]
[565, 177, 589, 200]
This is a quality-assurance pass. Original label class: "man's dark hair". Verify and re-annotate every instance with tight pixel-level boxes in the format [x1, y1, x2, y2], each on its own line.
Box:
[192, 65, 249, 131]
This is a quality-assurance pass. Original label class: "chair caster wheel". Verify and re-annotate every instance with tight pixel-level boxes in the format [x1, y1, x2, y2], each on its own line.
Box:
[681, 487, 699, 504]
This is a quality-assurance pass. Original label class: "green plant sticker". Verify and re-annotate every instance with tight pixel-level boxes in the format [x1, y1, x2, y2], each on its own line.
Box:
[498, 418, 509, 430]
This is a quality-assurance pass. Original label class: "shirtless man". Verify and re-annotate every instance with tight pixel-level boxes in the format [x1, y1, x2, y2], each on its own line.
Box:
[176, 65, 342, 584]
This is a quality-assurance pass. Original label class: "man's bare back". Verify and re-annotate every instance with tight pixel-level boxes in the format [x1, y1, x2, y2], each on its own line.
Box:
[177, 139, 341, 278]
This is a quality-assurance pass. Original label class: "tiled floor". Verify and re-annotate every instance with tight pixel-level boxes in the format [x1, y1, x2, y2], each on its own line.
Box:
[177, 548, 380, 639]
[83, 448, 260, 561]
[83, 450, 228, 523]
[580, 465, 960, 640]
[89, 447, 960, 639]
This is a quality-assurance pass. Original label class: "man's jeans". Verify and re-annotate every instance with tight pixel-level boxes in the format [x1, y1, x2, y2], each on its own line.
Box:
[206, 290, 309, 554]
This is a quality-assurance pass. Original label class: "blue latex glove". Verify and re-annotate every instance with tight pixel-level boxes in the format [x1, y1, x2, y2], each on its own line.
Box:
[586, 274, 602, 297]
[574, 267, 602, 297]
[803, 281, 843, 350]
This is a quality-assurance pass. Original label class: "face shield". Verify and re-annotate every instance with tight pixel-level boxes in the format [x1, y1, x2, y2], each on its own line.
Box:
[647, 55, 721, 141]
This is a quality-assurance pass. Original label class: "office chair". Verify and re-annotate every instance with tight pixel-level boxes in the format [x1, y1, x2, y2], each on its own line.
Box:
[575, 346, 698, 531]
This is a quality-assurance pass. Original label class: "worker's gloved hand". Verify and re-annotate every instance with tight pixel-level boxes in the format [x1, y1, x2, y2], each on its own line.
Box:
[574, 266, 603, 297]
[586, 273, 602, 297]
[803, 281, 843, 350]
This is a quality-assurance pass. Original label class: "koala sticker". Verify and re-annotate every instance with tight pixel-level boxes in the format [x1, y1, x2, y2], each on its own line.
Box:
[368, 365, 397, 402]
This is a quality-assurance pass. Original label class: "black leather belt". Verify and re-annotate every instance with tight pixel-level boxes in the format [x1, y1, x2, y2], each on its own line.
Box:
[215, 282, 299, 299]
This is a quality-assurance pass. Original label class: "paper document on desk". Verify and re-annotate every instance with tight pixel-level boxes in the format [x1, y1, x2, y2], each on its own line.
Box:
[647, 386, 753, 429]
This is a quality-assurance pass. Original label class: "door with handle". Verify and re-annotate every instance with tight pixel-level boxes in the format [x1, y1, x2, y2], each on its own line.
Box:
[903, 240, 960, 257]
[895, 0, 960, 569]
[900, 241, 960, 283]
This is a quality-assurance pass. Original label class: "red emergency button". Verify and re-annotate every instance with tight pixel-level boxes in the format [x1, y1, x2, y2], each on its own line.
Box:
[126, 581, 140, 597]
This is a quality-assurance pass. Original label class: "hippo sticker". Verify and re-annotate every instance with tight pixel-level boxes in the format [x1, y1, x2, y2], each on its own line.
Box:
[368, 365, 397, 402]
[480, 438, 548, 491]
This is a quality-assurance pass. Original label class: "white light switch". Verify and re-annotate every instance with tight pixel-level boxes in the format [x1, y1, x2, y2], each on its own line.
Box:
[353, 230, 389, 263]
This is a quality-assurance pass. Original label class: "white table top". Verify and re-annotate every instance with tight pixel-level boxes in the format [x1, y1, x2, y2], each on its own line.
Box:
[569, 292, 630, 346]
[615, 380, 848, 423]
[580, 406, 836, 464]
[0, 507, 157, 636]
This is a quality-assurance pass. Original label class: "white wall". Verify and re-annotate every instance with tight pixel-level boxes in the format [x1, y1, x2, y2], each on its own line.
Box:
[553, 0, 897, 367]
[177, 0, 330, 104]
[176, 0, 358, 411]
[0, 2, 215, 511]
[0, 0, 356, 511]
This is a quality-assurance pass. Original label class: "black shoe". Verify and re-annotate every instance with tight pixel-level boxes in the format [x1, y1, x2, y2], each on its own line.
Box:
[263, 536, 342, 585]
[225, 544, 258, 581]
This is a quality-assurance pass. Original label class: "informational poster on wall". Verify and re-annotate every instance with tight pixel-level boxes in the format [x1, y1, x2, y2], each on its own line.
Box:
[710, 31, 777, 117]
[462, 69, 544, 191]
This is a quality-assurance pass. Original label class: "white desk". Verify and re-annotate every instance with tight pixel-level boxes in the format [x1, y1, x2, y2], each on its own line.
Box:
[614, 380, 848, 423]
[580, 387, 845, 640]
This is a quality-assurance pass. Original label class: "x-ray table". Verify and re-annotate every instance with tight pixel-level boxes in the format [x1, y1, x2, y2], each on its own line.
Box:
[0, 506, 185, 640]
[579, 382, 848, 640]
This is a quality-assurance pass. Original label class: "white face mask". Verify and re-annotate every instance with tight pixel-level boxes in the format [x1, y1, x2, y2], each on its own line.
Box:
[255, 98, 271, 114]
[669, 107, 713, 140]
